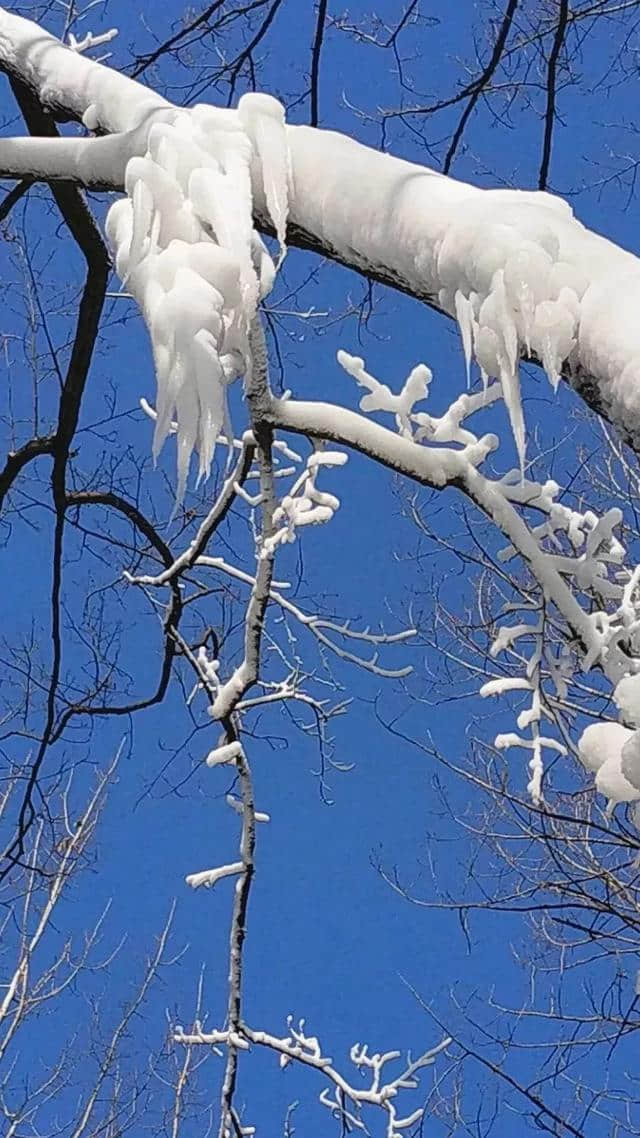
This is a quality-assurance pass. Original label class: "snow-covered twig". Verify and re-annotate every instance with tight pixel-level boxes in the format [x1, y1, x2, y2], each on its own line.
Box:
[263, 445, 347, 556]
[175, 1016, 451, 1138]
[67, 28, 118, 55]
[196, 556, 415, 679]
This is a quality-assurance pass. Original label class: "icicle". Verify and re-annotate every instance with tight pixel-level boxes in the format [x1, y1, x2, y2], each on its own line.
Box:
[499, 360, 526, 473]
[503, 244, 552, 353]
[530, 299, 576, 392]
[129, 177, 154, 272]
[192, 329, 226, 484]
[106, 95, 290, 503]
[239, 93, 290, 263]
[454, 289, 475, 387]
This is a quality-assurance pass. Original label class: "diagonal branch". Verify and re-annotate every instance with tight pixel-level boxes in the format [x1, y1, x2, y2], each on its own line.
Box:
[443, 0, 520, 174]
[538, 0, 569, 190]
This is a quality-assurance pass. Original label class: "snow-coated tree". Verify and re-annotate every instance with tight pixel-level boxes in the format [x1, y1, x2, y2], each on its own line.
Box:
[1, 2, 640, 1135]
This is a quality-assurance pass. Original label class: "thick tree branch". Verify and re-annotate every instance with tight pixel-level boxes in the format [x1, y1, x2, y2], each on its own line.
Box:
[0, 8, 639, 454]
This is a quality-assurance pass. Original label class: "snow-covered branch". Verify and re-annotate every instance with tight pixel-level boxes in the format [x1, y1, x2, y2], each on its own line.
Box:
[3, 8, 640, 451]
[175, 1015, 451, 1138]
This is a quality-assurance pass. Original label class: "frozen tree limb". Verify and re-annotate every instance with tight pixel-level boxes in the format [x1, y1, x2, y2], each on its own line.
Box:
[175, 1016, 451, 1138]
[2, 8, 640, 449]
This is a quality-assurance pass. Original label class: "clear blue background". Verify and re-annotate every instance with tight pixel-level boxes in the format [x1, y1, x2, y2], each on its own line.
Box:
[1, 2, 637, 1134]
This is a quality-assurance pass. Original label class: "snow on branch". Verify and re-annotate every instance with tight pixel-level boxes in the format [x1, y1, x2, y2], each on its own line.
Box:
[67, 28, 118, 56]
[174, 1015, 451, 1138]
[185, 862, 243, 891]
[266, 367, 640, 800]
[195, 556, 415, 680]
[263, 445, 347, 555]
[4, 8, 640, 454]
[475, 474, 640, 807]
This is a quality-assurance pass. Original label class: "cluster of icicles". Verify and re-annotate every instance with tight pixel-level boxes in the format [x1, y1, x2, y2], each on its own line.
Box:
[105, 94, 289, 500]
[436, 193, 588, 468]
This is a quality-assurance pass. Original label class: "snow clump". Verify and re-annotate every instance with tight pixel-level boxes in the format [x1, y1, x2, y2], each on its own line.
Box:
[577, 720, 640, 813]
[613, 672, 640, 728]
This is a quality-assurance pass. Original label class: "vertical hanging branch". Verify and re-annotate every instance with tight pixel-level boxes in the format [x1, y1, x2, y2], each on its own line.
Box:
[177, 315, 276, 1136]
[217, 317, 275, 1138]
[216, 738, 257, 1138]
[309, 0, 329, 127]
[0, 78, 109, 882]
[209, 318, 277, 722]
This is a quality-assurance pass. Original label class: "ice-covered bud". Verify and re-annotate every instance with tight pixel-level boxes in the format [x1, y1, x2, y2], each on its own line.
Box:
[577, 720, 632, 774]
[614, 673, 640, 727]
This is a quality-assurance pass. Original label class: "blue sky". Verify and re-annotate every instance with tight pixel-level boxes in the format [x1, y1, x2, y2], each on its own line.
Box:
[2, 2, 640, 1135]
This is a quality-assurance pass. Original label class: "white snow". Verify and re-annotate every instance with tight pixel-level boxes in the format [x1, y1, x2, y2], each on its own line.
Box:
[0, 8, 168, 133]
[337, 350, 430, 438]
[263, 446, 347, 555]
[577, 721, 631, 774]
[595, 756, 640, 808]
[186, 861, 243, 889]
[621, 731, 640, 791]
[613, 673, 640, 727]
[7, 8, 640, 464]
[578, 720, 640, 811]
[238, 94, 289, 260]
[206, 740, 243, 767]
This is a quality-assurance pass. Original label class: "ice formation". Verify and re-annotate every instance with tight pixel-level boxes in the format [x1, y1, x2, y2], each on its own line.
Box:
[337, 350, 431, 438]
[105, 94, 289, 500]
[436, 195, 586, 469]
